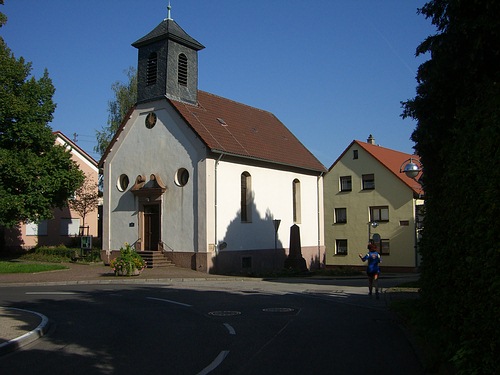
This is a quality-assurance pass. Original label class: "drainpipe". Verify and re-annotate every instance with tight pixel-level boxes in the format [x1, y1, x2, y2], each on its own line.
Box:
[106, 163, 111, 255]
[214, 153, 224, 257]
[317, 172, 324, 270]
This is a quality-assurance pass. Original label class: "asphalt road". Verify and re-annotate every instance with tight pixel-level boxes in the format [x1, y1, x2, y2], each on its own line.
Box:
[0, 278, 423, 375]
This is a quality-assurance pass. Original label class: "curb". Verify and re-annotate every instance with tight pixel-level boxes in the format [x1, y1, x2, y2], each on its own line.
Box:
[0, 308, 50, 356]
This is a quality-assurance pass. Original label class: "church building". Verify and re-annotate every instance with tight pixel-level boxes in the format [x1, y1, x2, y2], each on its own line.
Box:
[99, 9, 326, 274]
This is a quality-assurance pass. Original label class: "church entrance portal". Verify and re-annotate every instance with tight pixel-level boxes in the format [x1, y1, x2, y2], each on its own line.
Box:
[143, 204, 160, 251]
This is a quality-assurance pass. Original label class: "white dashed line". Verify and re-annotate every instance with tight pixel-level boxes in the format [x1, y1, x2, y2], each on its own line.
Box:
[223, 323, 236, 335]
[146, 297, 192, 307]
[25, 292, 77, 295]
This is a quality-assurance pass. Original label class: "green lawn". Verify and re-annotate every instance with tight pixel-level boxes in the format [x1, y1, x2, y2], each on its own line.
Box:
[0, 261, 68, 274]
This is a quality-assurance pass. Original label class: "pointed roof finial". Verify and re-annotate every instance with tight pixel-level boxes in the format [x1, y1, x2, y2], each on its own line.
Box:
[166, 1, 173, 20]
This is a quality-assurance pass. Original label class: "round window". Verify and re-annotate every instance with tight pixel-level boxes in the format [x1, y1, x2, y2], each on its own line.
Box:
[117, 174, 129, 192]
[145, 112, 157, 129]
[175, 168, 189, 187]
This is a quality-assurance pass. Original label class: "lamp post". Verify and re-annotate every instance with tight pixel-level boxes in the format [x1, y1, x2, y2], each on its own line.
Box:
[400, 157, 424, 269]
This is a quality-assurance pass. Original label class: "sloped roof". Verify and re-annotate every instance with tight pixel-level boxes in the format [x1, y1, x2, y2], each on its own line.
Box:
[330, 140, 423, 196]
[53, 131, 98, 169]
[132, 18, 204, 50]
[169, 91, 326, 173]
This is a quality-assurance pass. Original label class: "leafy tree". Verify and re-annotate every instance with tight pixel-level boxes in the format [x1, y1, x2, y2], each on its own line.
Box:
[0, 5, 84, 228]
[402, 0, 500, 373]
[94, 67, 137, 156]
[67, 177, 99, 232]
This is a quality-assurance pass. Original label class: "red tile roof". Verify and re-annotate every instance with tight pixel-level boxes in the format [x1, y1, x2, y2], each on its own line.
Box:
[331, 140, 424, 196]
[169, 91, 326, 173]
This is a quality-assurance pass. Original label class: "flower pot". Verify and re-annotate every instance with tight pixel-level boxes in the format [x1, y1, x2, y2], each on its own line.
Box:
[116, 268, 141, 276]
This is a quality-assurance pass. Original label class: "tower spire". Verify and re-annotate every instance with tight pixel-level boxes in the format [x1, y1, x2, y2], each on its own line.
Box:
[166, 1, 173, 20]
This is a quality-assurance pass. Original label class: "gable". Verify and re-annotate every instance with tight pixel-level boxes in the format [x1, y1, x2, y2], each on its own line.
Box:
[54, 131, 98, 174]
[329, 140, 423, 196]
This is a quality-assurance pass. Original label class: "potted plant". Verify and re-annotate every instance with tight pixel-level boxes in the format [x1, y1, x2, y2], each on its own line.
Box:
[110, 243, 146, 276]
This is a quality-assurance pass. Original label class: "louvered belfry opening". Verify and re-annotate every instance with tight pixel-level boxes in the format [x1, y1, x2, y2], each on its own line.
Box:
[147, 52, 158, 86]
[178, 53, 188, 86]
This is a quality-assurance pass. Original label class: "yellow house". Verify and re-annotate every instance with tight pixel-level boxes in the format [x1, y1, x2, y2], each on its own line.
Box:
[324, 136, 424, 272]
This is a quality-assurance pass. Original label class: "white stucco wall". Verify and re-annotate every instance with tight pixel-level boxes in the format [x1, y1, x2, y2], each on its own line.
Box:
[213, 160, 323, 253]
[102, 99, 207, 252]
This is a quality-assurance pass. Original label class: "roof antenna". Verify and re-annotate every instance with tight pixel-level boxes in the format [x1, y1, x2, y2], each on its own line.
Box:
[166, 1, 173, 20]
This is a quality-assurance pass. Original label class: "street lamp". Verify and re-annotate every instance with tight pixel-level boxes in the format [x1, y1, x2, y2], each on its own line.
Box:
[368, 221, 378, 242]
[400, 158, 423, 180]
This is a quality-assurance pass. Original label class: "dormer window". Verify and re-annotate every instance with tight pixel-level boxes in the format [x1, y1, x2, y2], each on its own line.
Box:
[178, 53, 188, 86]
[147, 52, 158, 86]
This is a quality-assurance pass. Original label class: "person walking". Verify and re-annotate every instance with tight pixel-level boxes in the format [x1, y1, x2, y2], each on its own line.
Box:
[359, 243, 381, 299]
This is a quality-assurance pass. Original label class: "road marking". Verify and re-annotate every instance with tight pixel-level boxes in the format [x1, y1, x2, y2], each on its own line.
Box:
[146, 297, 192, 307]
[223, 323, 236, 335]
[197, 350, 229, 375]
[25, 292, 77, 295]
[262, 307, 295, 313]
[208, 311, 241, 317]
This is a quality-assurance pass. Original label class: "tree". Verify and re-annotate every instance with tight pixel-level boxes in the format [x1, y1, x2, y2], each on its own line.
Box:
[0, 5, 84, 228]
[94, 67, 137, 156]
[402, 1, 500, 373]
[68, 177, 99, 233]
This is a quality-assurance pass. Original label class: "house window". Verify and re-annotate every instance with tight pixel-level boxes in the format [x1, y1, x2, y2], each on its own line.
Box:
[335, 239, 348, 255]
[380, 239, 390, 255]
[353, 150, 358, 159]
[26, 220, 48, 236]
[147, 52, 158, 86]
[293, 179, 301, 224]
[241, 172, 252, 222]
[60, 218, 80, 236]
[370, 206, 389, 222]
[334, 208, 347, 223]
[178, 53, 188, 86]
[340, 176, 352, 192]
[362, 174, 375, 190]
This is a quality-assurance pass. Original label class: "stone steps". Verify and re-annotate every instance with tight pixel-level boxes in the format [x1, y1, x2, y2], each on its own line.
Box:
[138, 251, 174, 268]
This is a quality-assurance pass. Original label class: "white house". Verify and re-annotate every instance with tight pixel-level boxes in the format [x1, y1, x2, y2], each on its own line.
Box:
[99, 14, 326, 274]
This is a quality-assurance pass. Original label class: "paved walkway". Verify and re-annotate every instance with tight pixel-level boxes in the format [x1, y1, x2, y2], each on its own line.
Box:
[0, 262, 419, 356]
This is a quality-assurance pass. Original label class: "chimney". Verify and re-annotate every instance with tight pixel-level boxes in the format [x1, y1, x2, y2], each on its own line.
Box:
[367, 134, 376, 145]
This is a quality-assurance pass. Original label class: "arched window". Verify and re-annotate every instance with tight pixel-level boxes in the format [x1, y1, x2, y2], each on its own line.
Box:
[178, 53, 188, 86]
[147, 52, 158, 86]
[241, 172, 252, 222]
[293, 179, 301, 223]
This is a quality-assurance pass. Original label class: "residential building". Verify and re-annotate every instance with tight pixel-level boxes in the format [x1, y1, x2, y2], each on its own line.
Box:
[99, 14, 326, 274]
[2, 131, 99, 251]
[324, 136, 424, 272]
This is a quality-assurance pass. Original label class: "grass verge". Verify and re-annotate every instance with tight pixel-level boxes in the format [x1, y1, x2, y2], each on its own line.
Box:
[0, 261, 68, 274]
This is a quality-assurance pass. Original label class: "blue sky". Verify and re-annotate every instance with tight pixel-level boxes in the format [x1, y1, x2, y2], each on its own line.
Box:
[1, 0, 435, 167]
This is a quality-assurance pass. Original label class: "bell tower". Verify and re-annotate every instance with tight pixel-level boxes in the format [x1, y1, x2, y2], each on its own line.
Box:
[132, 5, 204, 105]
